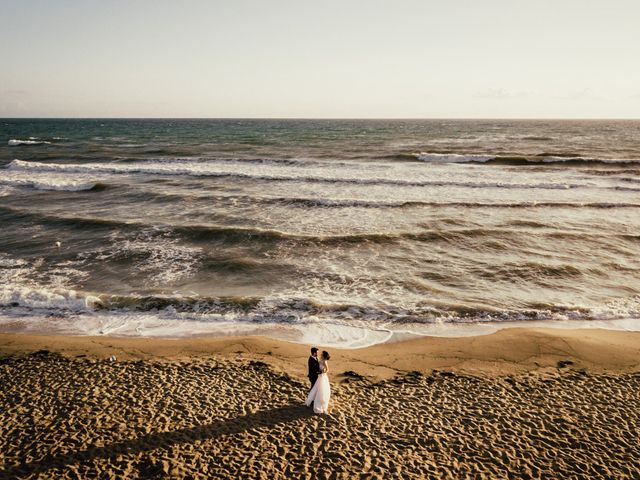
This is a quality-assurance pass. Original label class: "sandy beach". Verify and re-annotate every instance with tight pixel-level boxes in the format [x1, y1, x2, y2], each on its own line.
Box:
[3, 0, 640, 477]
[0, 328, 639, 479]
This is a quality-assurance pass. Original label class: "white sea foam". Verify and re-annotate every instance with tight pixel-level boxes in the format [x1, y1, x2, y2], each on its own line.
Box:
[0, 284, 92, 311]
[0, 263, 92, 313]
[7, 159, 586, 190]
[415, 153, 495, 163]
[81, 229, 203, 287]
[0, 253, 93, 311]
[540, 155, 640, 164]
[0, 308, 395, 347]
[0, 186, 16, 197]
[0, 253, 28, 268]
[0, 299, 638, 348]
[0, 170, 99, 191]
[415, 152, 640, 164]
[0, 251, 393, 347]
[1, 247, 639, 347]
[390, 317, 640, 338]
[8, 139, 51, 146]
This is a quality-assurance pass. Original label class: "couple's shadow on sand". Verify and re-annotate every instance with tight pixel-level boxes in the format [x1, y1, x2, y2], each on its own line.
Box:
[2, 404, 315, 478]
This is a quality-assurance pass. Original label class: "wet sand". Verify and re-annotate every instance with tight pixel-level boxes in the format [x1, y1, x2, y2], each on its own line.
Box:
[0, 328, 639, 479]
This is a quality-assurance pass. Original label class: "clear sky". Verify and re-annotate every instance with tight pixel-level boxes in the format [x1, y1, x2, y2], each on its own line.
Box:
[1, 0, 639, 118]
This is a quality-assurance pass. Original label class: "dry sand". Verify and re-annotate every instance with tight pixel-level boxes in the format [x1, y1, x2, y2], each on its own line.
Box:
[0, 328, 639, 479]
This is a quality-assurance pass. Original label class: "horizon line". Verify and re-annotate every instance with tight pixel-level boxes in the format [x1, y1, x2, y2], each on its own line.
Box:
[2, 116, 640, 121]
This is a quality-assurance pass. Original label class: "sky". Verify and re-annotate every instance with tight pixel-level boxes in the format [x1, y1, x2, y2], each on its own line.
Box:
[1, 0, 639, 118]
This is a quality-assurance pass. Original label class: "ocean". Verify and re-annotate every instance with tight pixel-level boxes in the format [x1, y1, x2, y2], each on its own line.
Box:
[1, 119, 639, 347]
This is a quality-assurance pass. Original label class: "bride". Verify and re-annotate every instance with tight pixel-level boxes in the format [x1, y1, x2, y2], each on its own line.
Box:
[305, 350, 331, 414]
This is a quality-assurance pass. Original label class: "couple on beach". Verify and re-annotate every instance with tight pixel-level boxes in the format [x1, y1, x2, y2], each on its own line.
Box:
[305, 347, 331, 414]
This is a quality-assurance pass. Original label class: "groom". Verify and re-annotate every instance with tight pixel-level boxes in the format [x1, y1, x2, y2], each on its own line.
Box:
[307, 347, 320, 388]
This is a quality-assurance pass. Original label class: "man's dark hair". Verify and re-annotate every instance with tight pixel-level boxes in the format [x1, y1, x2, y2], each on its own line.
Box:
[311, 347, 318, 354]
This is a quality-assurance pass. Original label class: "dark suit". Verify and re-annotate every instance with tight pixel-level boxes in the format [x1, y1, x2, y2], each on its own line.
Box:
[308, 355, 320, 387]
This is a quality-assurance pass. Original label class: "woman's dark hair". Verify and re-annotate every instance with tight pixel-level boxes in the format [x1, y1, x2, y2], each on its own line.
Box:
[322, 350, 330, 360]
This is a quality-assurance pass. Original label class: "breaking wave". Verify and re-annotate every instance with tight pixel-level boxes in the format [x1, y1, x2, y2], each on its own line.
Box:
[246, 197, 640, 210]
[412, 152, 640, 165]
[3, 206, 639, 251]
[0, 172, 103, 191]
[2, 283, 639, 328]
[8, 138, 52, 146]
[7, 159, 583, 190]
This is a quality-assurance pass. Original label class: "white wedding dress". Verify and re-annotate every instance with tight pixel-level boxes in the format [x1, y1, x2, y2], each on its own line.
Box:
[305, 359, 331, 414]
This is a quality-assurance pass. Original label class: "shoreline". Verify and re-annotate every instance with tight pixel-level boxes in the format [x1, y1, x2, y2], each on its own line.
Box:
[2, 326, 639, 379]
[1, 313, 639, 350]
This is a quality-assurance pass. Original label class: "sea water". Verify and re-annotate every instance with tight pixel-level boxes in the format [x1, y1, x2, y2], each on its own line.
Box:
[1, 119, 639, 347]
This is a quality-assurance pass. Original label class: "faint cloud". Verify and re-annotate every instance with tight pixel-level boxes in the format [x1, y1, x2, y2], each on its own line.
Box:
[553, 88, 606, 102]
[473, 88, 530, 99]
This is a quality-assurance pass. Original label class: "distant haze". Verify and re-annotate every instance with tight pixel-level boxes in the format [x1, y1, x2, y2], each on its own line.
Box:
[1, 0, 639, 118]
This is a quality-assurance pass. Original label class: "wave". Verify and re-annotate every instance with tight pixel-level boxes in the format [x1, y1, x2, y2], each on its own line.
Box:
[0, 206, 473, 245]
[0, 207, 526, 244]
[174, 156, 315, 167]
[0, 206, 294, 243]
[412, 152, 640, 166]
[0, 178, 103, 192]
[6, 159, 583, 190]
[263, 197, 640, 210]
[485, 262, 586, 282]
[521, 136, 554, 141]
[0, 284, 95, 312]
[619, 177, 640, 184]
[44, 184, 640, 210]
[112, 155, 358, 169]
[8, 139, 52, 146]
[0, 171, 103, 191]
[4, 206, 638, 253]
[414, 153, 496, 163]
[582, 169, 640, 176]
[1, 283, 638, 327]
[0, 186, 15, 197]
